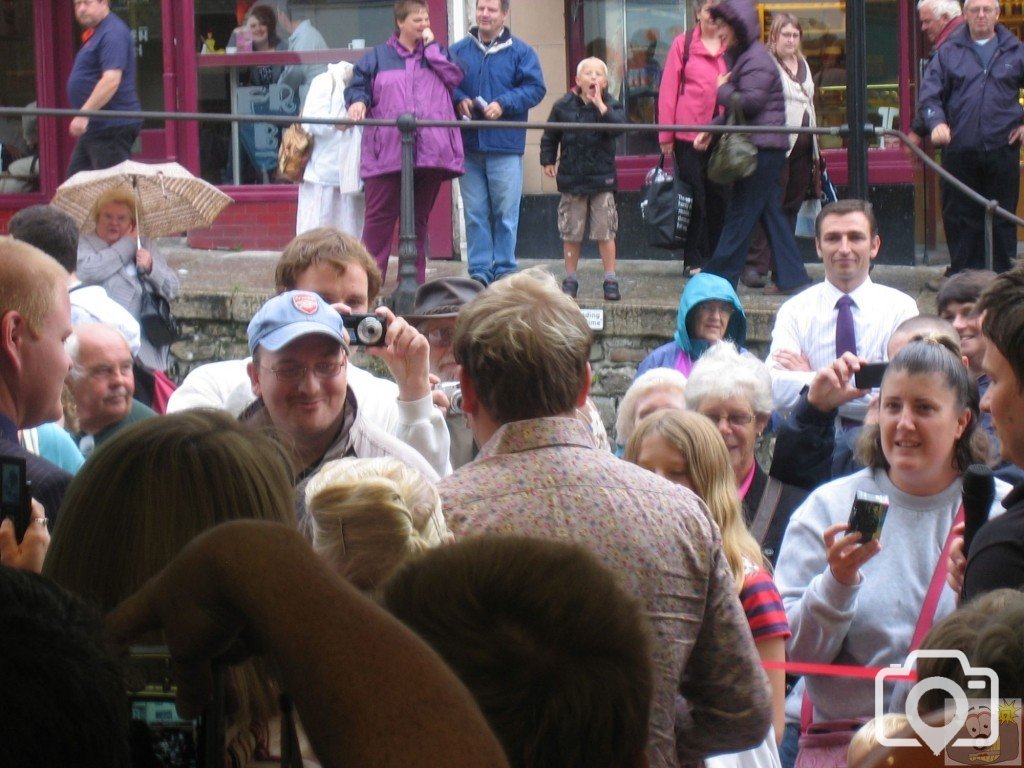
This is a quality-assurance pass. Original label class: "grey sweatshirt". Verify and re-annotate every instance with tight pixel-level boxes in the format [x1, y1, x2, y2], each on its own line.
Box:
[775, 468, 1008, 722]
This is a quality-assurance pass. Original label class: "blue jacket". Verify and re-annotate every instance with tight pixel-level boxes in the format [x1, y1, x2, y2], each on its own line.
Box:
[636, 272, 747, 377]
[919, 23, 1024, 152]
[450, 27, 546, 155]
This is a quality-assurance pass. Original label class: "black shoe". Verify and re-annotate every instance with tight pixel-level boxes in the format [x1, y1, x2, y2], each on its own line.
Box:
[561, 276, 579, 298]
[603, 278, 621, 301]
[469, 273, 490, 287]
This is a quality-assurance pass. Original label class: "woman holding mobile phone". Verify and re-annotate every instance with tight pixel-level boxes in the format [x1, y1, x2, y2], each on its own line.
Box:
[774, 336, 1010, 760]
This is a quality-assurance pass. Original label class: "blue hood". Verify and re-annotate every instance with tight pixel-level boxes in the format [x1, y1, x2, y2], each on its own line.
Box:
[674, 272, 747, 358]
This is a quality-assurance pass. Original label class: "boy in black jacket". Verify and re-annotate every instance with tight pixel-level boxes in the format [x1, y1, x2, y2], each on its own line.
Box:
[541, 57, 625, 301]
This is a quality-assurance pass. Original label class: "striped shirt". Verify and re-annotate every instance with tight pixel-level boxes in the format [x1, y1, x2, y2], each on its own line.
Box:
[741, 561, 791, 641]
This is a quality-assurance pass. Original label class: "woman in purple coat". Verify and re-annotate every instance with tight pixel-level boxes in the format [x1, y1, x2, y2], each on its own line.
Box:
[346, 0, 464, 283]
[694, 0, 810, 295]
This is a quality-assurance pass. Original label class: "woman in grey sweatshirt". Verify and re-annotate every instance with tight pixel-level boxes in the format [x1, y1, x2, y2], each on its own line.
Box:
[774, 338, 1010, 724]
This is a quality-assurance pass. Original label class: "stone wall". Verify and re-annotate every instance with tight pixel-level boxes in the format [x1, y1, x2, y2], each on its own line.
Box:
[169, 288, 776, 442]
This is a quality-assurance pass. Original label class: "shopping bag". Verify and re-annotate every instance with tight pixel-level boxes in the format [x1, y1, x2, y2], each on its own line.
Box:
[278, 123, 314, 183]
[640, 153, 694, 250]
[707, 94, 758, 186]
[795, 198, 821, 239]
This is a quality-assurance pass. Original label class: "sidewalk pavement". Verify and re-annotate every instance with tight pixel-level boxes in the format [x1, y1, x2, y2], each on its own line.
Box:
[160, 238, 947, 318]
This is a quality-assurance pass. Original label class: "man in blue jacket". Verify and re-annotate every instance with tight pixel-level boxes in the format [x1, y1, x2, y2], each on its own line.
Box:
[919, 0, 1024, 277]
[450, 0, 545, 286]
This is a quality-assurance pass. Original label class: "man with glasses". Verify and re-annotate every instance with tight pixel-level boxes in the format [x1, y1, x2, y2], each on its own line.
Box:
[919, 0, 1024, 278]
[242, 290, 437, 519]
[67, 322, 155, 458]
[405, 278, 483, 469]
[168, 228, 452, 477]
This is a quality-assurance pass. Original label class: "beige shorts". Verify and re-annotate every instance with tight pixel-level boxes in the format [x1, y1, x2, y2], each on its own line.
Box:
[557, 191, 618, 242]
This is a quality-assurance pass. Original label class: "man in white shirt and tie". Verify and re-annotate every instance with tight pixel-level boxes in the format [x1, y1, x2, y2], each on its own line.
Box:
[767, 199, 919, 426]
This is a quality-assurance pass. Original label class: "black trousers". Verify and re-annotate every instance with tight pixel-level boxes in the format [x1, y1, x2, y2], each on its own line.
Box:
[942, 144, 1020, 274]
[66, 124, 139, 178]
[673, 138, 727, 269]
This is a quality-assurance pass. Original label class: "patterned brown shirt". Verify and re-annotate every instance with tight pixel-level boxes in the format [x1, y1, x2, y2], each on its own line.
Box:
[440, 417, 772, 768]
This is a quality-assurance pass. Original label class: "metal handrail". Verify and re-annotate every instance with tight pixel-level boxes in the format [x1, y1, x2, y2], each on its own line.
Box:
[3, 105, 1020, 309]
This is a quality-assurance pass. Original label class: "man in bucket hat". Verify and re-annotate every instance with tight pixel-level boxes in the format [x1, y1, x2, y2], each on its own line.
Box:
[242, 290, 437, 521]
[406, 277, 485, 468]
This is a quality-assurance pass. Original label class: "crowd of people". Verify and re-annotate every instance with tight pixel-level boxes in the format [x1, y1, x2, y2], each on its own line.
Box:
[4, 191, 1024, 768]
[5, 0, 1024, 767]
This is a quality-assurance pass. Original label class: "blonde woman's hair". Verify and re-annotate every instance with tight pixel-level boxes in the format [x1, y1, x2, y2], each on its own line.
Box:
[304, 457, 450, 591]
[624, 409, 764, 591]
[90, 188, 140, 228]
[44, 411, 296, 728]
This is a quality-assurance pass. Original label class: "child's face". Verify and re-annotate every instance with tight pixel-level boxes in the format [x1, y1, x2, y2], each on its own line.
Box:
[575, 62, 607, 100]
[635, 434, 693, 490]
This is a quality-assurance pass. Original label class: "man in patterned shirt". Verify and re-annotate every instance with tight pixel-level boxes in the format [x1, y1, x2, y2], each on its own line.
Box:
[439, 268, 771, 768]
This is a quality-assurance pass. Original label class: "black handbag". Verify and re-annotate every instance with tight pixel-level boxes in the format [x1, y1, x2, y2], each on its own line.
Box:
[707, 94, 758, 186]
[137, 269, 179, 347]
[640, 153, 694, 250]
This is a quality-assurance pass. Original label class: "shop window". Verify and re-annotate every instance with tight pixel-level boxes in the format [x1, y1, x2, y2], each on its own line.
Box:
[573, 0, 899, 155]
[194, 0, 396, 186]
[581, 0, 689, 157]
[0, 0, 39, 193]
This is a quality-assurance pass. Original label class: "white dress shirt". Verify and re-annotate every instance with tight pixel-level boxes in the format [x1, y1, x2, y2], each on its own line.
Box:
[767, 277, 918, 420]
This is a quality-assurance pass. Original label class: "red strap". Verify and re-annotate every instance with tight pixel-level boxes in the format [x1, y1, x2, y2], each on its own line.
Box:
[910, 503, 964, 652]
[800, 503, 964, 731]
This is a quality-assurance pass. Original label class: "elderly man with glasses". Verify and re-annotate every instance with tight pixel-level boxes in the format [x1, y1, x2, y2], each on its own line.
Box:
[919, 0, 1024, 279]
[242, 290, 437, 522]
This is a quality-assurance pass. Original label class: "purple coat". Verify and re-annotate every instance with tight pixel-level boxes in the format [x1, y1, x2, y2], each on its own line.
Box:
[346, 34, 465, 179]
[710, 0, 788, 150]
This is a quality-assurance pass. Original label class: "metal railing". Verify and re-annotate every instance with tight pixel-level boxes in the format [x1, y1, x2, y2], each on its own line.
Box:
[3, 104, 1022, 312]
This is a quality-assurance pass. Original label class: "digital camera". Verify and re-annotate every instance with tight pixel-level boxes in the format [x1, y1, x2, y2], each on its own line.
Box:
[124, 645, 226, 768]
[343, 313, 387, 347]
[437, 381, 463, 416]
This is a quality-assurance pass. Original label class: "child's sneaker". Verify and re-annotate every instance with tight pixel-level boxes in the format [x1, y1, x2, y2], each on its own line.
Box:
[561, 276, 579, 298]
[603, 278, 621, 301]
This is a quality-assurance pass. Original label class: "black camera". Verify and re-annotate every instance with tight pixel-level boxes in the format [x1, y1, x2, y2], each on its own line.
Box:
[1, 454, 30, 543]
[343, 313, 387, 346]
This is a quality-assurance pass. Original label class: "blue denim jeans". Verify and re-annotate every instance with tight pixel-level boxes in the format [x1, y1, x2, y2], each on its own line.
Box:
[779, 723, 800, 768]
[460, 151, 523, 284]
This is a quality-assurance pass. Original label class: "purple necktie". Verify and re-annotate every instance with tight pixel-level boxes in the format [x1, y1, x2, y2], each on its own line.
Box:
[835, 295, 857, 358]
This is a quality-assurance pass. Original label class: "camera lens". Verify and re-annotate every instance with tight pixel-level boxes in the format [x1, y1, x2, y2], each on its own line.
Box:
[449, 390, 463, 413]
[356, 316, 384, 345]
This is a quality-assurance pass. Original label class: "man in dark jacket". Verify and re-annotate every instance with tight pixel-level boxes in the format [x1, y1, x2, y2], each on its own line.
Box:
[451, 0, 546, 287]
[919, 0, 1024, 277]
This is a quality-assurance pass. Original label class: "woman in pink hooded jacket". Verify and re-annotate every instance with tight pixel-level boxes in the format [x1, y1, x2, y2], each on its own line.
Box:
[657, 0, 728, 274]
[346, 0, 464, 283]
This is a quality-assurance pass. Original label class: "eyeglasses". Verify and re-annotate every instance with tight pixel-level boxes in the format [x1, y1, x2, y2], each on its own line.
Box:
[425, 327, 455, 347]
[262, 359, 345, 382]
[700, 411, 755, 428]
[82, 361, 133, 381]
[697, 302, 735, 317]
[778, 31, 801, 39]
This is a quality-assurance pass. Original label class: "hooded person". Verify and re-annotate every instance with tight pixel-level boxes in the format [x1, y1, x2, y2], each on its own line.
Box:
[635, 272, 747, 378]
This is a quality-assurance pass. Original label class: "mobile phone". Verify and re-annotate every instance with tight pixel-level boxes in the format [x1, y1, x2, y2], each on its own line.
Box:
[854, 362, 888, 390]
[343, 313, 387, 346]
[846, 491, 889, 544]
[1, 455, 31, 543]
[124, 646, 225, 768]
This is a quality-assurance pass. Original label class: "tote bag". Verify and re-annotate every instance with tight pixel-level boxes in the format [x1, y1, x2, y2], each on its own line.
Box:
[640, 153, 694, 250]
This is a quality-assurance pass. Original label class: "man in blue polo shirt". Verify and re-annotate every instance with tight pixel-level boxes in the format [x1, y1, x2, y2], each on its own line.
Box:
[66, 0, 142, 177]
